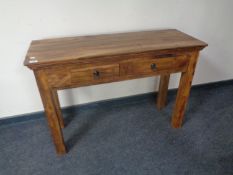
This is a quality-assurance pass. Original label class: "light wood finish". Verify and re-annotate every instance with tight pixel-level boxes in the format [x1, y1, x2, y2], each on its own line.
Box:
[171, 51, 200, 128]
[157, 74, 170, 110]
[24, 29, 207, 154]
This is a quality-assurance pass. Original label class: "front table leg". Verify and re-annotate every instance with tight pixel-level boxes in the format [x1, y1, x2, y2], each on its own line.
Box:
[34, 69, 67, 154]
[172, 51, 199, 128]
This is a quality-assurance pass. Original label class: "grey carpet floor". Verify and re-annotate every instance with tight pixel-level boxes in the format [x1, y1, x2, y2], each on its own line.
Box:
[0, 82, 233, 175]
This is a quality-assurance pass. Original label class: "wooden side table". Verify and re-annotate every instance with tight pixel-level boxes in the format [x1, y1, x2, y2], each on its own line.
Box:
[24, 29, 207, 154]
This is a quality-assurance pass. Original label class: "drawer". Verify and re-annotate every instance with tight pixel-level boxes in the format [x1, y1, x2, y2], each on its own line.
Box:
[44, 54, 189, 89]
[70, 64, 119, 86]
[120, 54, 189, 77]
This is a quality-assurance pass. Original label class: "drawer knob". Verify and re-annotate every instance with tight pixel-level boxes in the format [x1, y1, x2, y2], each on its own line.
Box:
[93, 70, 100, 77]
[151, 63, 157, 71]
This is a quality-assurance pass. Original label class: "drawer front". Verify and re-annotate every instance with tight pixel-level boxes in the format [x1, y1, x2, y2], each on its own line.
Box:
[44, 54, 189, 89]
[120, 55, 189, 77]
[70, 64, 119, 86]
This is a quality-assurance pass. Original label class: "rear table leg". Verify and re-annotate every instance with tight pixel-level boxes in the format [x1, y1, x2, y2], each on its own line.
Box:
[156, 74, 170, 110]
[52, 90, 65, 128]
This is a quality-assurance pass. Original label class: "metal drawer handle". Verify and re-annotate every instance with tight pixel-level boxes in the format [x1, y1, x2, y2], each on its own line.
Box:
[151, 63, 157, 71]
[93, 70, 100, 77]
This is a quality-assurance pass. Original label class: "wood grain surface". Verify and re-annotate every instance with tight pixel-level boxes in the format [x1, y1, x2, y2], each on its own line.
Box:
[24, 29, 207, 154]
[24, 29, 207, 68]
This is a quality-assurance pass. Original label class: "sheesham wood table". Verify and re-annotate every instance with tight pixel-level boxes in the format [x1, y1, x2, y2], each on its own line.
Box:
[24, 29, 207, 155]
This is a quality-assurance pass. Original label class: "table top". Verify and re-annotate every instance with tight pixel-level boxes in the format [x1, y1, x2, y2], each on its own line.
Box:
[24, 29, 207, 68]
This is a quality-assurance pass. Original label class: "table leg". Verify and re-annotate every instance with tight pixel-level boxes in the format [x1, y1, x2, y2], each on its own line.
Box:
[171, 51, 199, 128]
[52, 90, 65, 128]
[34, 70, 67, 154]
[156, 74, 170, 110]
